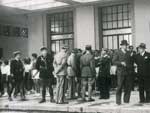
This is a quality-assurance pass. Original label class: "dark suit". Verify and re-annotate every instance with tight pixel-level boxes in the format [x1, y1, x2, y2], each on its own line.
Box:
[10, 59, 25, 98]
[112, 49, 134, 104]
[135, 52, 150, 102]
[36, 54, 54, 100]
[98, 55, 111, 99]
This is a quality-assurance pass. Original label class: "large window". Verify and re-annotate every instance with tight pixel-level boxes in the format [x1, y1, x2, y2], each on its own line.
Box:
[100, 3, 132, 49]
[49, 11, 74, 53]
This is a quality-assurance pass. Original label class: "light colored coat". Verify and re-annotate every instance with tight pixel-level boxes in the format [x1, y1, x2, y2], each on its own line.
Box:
[53, 51, 68, 76]
[67, 53, 77, 77]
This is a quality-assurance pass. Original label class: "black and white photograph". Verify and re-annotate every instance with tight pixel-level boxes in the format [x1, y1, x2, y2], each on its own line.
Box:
[0, 0, 150, 113]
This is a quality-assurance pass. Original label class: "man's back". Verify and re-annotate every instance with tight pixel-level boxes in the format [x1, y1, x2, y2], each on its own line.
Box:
[80, 53, 95, 78]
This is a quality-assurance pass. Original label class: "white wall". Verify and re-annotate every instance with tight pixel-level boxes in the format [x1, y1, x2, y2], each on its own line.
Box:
[28, 13, 46, 56]
[0, 15, 28, 59]
[75, 6, 95, 50]
[134, 0, 150, 51]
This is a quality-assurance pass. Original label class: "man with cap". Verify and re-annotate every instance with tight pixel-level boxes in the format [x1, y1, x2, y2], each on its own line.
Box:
[112, 40, 135, 105]
[10, 51, 25, 101]
[135, 43, 150, 103]
[67, 49, 77, 100]
[53, 45, 68, 104]
[36, 47, 55, 103]
[80, 45, 96, 102]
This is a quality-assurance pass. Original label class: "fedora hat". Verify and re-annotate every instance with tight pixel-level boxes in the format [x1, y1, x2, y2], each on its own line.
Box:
[120, 40, 129, 46]
[138, 43, 146, 49]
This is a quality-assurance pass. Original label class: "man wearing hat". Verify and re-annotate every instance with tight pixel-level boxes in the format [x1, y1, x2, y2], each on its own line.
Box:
[80, 45, 96, 102]
[10, 51, 25, 101]
[36, 47, 55, 103]
[112, 40, 135, 105]
[53, 46, 68, 104]
[135, 43, 150, 103]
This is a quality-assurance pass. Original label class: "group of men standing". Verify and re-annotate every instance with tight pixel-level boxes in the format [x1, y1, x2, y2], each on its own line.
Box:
[113, 40, 150, 105]
[36, 45, 96, 104]
[1, 39, 150, 105]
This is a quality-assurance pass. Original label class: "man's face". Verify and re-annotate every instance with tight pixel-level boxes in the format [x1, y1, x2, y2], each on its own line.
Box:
[16, 54, 21, 59]
[41, 50, 48, 57]
[121, 45, 127, 50]
[129, 47, 133, 52]
[138, 48, 145, 54]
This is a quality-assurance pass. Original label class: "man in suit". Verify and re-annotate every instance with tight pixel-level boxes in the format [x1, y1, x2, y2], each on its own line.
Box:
[80, 45, 96, 102]
[135, 43, 150, 103]
[10, 51, 25, 101]
[112, 40, 135, 105]
[53, 46, 68, 104]
[36, 47, 55, 103]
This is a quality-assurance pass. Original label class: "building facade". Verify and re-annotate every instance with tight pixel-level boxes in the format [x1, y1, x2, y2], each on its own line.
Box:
[0, 0, 150, 58]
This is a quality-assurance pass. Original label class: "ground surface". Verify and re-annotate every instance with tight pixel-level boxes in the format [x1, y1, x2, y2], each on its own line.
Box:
[0, 91, 150, 113]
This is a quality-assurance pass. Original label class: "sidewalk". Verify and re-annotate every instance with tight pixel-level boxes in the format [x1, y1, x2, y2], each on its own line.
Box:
[0, 91, 150, 113]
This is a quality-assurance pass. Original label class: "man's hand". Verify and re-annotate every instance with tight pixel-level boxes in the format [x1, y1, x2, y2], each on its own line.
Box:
[121, 62, 126, 67]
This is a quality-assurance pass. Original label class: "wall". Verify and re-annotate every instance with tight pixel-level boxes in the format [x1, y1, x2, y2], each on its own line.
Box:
[0, 15, 28, 59]
[134, 0, 150, 51]
[75, 5, 96, 50]
[27, 13, 47, 56]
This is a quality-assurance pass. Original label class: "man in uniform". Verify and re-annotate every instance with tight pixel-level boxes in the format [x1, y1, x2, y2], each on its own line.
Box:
[80, 45, 96, 102]
[10, 51, 25, 101]
[67, 49, 77, 99]
[135, 43, 150, 103]
[112, 40, 134, 105]
[36, 47, 55, 103]
[53, 46, 68, 104]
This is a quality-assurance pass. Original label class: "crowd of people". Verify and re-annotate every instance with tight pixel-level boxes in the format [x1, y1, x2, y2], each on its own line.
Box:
[0, 40, 150, 105]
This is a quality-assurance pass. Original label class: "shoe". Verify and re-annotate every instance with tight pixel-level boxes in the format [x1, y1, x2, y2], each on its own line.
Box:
[78, 98, 86, 102]
[87, 98, 95, 102]
[39, 99, 46, 103]
[21, 97, 26, 101]
[56, 101, 68, 104]
[116, 103, 121, 105]
[8, 97, 13, 101]
[50, 98, 55, 103]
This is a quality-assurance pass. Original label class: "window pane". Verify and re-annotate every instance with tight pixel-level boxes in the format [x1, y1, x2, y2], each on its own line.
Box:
[103, 22, 107, 29]
[113, 36, 118, 49]
[51, 42, 56, 52]
[108, 36, 113, 49]
[103, 37, 108, 48]
[112, 21, 117, 28]
[123, 20, 129, 27]
[113, 14, 117, 21]
[118, 5, 123, 13]
[118, 13, 123, 20]
[113, 7, 117, 13]
[123, 12, 128, 20]
[107, 14, 112, 21]
[107, 7, 112, 14]
[118, 21, 123, 27]
[103, 15, 107, 21]
[108, 22, 112, 29]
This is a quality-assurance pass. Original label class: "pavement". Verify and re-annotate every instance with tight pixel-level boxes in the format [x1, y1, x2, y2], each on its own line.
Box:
[0, 91, 150, 113]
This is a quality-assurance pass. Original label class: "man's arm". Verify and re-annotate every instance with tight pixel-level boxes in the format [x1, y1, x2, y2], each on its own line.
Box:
[90, 56, 96, 77]
[55, 56, 67, 74]
[35, 57, 40, 71]
[71, 56, 77, 72]
[10, 60, 15, 75]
